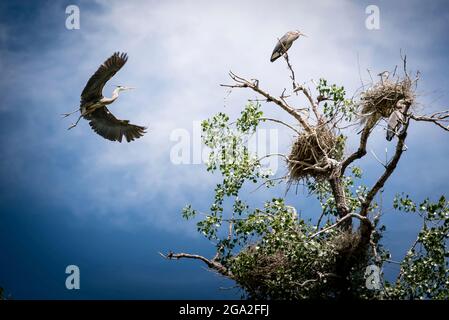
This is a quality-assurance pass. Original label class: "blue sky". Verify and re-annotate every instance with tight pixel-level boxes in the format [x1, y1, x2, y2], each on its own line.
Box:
[0, 0, 448, 299]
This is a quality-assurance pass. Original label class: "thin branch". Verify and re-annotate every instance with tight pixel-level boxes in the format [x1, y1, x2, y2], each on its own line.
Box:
[316, 208, 327, 230]
[221, 71, 312, 132]
[276, 38, 297, 91]
[370, 149, 387, 168]
[340, 122, 372, 174]
[293, 272, 339, 288]
[227, 212, 234, 242]
[294, 85, 320, 120]
[283, 52, 297, 91]
[396, 216, 426, 282]
[159, 251, 231, 277]
[410, 112, 449, 132]
[357, 52, 365, 88]
[260, 117, 301, 135]
[251, 175, 289, 193]
[259, 153, 329, 172]
[310, 212, 372, 239]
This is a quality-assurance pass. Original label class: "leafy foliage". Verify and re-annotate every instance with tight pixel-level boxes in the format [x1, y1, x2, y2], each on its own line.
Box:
[184, 103, 271, 247]
[386, 195, 449, 299]
[179, 78, 448, 300]
[306, 166, 368, 221]
[317, 78, 356, 121]
[230, 198, 341, 299]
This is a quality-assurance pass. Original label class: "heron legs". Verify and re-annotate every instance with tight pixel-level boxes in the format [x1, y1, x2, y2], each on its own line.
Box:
[67, 115, 82, 130]
[61, 108, 80, 118]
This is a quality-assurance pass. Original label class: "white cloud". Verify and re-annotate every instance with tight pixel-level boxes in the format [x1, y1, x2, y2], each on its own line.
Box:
[2, 0, 449, 235]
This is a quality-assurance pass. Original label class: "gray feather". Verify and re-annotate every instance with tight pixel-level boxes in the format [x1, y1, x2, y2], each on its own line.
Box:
[386, 100, 407, 141]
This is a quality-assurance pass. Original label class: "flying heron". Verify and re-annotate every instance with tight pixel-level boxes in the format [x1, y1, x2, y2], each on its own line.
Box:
[270, 30, 306, 62]
[386, 99, 409, 141]
[63, 52, 146, 142]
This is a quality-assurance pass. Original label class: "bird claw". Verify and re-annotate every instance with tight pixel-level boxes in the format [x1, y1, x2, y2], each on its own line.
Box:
[67, 124, 77, 130]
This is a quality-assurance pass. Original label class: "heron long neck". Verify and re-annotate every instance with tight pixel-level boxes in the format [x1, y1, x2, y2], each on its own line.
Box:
[112, 87, 121, 100]
[103, 88, 121, 105]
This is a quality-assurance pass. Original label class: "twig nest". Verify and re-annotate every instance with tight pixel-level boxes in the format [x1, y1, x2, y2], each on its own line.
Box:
[359, 75, 415, 125]
[288, 124, 344, 181]
[330, 231, 361, 256]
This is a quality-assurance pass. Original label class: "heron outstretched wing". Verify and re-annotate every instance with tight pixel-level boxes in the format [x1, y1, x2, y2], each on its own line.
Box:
[270, 33, 292, 62]
[81, 52, 128, 104]
[86, 107, 146, 142]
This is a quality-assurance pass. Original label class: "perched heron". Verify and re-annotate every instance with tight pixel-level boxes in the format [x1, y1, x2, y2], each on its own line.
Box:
[63, 52, 146, 142]
[386, 99, 409, 141]
[270, 30, 306, 62]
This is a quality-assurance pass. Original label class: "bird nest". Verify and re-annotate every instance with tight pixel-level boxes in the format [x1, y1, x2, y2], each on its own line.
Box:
[288, 124, 344, 182]
[358, 73, 416, 125]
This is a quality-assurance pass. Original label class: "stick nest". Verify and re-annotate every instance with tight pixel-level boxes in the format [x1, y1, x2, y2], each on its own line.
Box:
[288, 125, 344, 181]
[359, 74, 416, 125]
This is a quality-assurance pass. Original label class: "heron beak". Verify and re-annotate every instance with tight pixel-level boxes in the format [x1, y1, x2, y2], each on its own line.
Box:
[300, 32, 307, 37]
[124, 86, 135, 90]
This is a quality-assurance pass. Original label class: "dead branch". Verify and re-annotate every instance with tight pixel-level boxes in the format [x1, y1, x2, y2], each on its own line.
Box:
[283, 52, 297, 91]
[260, 117, 301, 135]
[159, 251, 231, 277]
[221, 71, 312, 132]
[410, 111, 449, 132]
[276, 37, 297, 91]
[294, 85, 320, 120]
